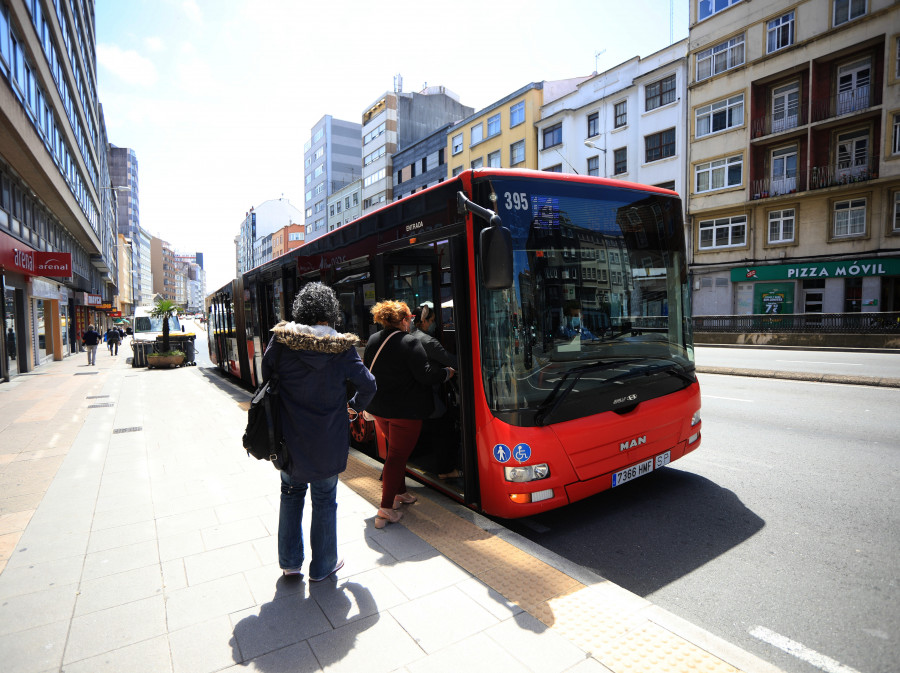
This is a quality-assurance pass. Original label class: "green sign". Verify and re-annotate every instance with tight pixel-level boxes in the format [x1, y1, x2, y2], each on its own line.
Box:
[731, 258, 900, 282]
[753, 283, 794, 315]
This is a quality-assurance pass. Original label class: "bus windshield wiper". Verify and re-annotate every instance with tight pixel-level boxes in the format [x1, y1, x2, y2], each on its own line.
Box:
[601, 361, 696, 387]
[534, 359, 642, 426]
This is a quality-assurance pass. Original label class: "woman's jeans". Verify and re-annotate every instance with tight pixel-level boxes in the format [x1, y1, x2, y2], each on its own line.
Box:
[278, 471, 339, 577]
[373, 417, 422, 509]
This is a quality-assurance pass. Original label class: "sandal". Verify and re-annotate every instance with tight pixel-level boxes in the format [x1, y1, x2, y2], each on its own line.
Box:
[393, 492, 418, 508]
[373, 507, 403, 529]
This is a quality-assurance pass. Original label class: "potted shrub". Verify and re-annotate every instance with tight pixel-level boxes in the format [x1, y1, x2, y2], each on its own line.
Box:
[147, 298, 185, 368]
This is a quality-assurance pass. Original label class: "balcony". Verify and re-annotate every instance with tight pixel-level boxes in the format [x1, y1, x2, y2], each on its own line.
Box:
[751, 107, 808, 139]
[750, 167, 808, 200]
[810, 154, 879, 190]
[811, 85, 878, 123]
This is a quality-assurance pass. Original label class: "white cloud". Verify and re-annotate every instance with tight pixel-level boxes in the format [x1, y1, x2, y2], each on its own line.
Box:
[181, 0, 202, 22]
[96, 44, 158, 87]
[144, 36, 165, 52]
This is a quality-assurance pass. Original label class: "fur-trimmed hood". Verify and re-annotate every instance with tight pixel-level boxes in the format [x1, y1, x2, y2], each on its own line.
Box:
[271, 321, 361, 354]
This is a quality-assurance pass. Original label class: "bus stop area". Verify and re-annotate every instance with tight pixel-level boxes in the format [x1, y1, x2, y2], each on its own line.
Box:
[0, 350, 783, 673]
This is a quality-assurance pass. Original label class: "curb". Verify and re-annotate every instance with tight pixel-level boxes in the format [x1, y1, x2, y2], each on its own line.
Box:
[695, 366, 900, 388]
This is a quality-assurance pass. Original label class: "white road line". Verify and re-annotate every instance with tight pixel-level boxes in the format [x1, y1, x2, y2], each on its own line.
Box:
[703, 395, 753, 402]
[776, 360, 862, 366]
[750, 626, 862, 673]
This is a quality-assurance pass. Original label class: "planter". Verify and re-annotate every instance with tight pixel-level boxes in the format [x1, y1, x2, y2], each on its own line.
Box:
[147, 354, 185, 368]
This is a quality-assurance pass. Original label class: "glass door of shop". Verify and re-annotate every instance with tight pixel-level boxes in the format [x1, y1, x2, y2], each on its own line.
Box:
[4, 287, 19, 379]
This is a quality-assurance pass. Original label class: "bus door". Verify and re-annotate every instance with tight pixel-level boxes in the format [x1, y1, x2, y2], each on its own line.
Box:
[378, 237, 476, 506]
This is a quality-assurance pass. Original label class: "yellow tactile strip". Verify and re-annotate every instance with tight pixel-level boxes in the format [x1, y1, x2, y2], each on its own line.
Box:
[342, 455, 742, 673]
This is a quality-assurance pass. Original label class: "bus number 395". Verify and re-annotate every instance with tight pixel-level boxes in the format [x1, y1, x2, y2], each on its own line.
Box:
[504, 192, 529, 210]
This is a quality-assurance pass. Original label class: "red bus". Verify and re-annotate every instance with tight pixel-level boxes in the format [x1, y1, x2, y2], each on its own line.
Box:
[206, 168, 701, 518]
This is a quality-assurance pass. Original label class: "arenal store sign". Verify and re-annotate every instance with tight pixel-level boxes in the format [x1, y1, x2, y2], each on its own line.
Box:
[0, 232, 73, 277]
[731, 258, 900, 282]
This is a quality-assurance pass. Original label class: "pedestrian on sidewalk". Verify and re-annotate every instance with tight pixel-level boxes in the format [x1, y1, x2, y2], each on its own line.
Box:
[82, 324, 101, 365]
[363, 300, 454, 529]
[106, 326, 121, 355]
[263, 282, 376, 582]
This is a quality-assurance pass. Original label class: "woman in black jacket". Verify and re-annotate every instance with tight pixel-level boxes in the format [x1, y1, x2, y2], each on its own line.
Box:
[364, 300, 454, 528]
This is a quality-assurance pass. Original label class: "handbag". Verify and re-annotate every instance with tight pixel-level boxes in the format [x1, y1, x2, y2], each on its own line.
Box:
[242, 343, 291, 471]
[361, 330, 402, 422]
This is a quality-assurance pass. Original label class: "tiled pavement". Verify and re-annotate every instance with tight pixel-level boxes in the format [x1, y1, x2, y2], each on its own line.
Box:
[0, 343, 785, 673]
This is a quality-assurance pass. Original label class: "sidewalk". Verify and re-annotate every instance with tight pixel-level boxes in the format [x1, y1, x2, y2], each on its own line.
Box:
[0, 345, 785, 673]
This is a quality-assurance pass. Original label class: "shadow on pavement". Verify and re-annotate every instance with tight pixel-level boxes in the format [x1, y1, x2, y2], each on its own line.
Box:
[501, 467, 764, 597]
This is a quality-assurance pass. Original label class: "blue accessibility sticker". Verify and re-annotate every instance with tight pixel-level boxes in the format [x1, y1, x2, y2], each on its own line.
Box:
[513, 443, 532, 463]
[493, 444, 511, 463]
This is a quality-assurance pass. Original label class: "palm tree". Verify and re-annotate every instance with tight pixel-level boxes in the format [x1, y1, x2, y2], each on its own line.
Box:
[150, 298, 177, 353]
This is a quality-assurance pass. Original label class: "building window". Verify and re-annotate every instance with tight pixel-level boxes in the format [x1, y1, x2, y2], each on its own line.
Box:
[510, 101, 525, 127]
[452, 133, 463, 155]
[696, 34, 745, 81]
[837, 59, 871, 115]
[767, 11, 794, 53]
[834, 0, 866, 26]
[488, 150, 501, 168]
[543, 123, 562, 149]
[698, 0, 743, 21]
[452, 166, 463, 177]
[695, 155, 742, 192]
[471, 123, 484, 146]
[695, 94, 744, 137]
[587, 156, 600, 176]
[614, 148, 627, 175]
[438, 148, 445, 165]
[487, 113, 501, 138]
[645, 128, 676, 163]
[353, 192, 358, 206]
[893, 192, 900, 232]
[471, 157, 484, 169]
[422, 157, 427, 173]
[645, 74, 676, 111]
[768, 208, 795, 243]
[587, 112, 599, 138]
[833, 198, 866, 237]
[836, 128, 869, 180]
[771, 145, 798, 194]
[655, 181, 676, 191]
[614, 101, 627, 128]
[510, 140, 525, 165]
[545, 164, 562, 173]
[699, 215, 747, 249]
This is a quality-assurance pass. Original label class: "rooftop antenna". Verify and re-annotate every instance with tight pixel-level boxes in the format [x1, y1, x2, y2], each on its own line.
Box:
[594, 49, 606, 75]
[393, 73, 403, 93]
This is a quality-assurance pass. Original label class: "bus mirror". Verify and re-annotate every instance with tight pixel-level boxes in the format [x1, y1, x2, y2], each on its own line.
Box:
[480, 225, 514, 289]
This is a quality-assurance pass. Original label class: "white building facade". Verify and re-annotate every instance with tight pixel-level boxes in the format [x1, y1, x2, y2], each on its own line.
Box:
[235, 198, 304, 275]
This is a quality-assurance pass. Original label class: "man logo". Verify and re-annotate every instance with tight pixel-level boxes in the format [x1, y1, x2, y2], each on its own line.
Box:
[620, 436, 647, 452]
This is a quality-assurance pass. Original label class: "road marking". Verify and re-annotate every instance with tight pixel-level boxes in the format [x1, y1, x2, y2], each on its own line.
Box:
[750, 626, 862, 673]
[776, 360, 861, 366]
[703, 395, 753, 402]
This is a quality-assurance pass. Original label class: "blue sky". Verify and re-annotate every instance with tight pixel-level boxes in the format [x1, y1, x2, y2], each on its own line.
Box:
[96, 0, 689, 290]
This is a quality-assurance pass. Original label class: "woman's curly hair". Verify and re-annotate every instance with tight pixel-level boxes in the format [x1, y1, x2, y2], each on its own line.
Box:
[370, 300, 410, 327]
[292, 282, 341, 326]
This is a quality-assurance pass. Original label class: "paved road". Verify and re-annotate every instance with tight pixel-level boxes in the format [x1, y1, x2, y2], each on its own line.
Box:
[695, 345, 900, 380]
[499, 373, 900, 673]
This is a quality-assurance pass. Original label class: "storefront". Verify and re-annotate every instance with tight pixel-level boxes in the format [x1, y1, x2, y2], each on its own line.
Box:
[729, 257, 900, 315]
[1, 231, 74, 381]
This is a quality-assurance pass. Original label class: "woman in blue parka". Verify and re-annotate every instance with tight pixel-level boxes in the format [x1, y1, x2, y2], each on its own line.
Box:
[262, 282, 375, 582]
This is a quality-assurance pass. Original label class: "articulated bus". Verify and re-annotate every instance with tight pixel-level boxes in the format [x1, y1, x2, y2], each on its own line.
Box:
[207, 168, 701, 518]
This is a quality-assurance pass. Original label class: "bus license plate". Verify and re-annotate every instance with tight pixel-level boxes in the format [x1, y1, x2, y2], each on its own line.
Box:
[612, 451, 671, 487]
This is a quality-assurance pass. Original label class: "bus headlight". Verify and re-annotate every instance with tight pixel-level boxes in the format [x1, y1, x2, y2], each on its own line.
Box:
[504, 463, 550, 482]
[689, 411, 701, 444]
[691, 411, 701, 426]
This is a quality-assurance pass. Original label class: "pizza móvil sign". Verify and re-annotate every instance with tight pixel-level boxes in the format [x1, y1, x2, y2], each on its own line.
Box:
[731, 258, 900, 282]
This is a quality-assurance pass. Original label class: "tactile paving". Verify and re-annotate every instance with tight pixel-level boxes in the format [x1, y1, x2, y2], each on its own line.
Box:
[341, 455, 756, 673]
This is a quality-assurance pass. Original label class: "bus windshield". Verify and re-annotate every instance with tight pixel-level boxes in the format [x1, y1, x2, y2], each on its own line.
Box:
[473, 175, 694, 426]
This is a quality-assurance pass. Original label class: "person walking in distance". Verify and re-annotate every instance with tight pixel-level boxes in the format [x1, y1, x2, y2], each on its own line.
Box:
[106, 326, 121, 355]
[82, 324, 101, 366]
[263, 282, 376, 581]
[364, 300, 455, 528]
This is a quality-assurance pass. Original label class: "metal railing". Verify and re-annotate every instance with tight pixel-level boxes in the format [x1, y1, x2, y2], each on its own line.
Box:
[809, 156, 879, 190]
[811, 86, 878, 122]
[693, 312, 900, 334]
[750, 167, 808, 200]
[750, 108, 808, 139]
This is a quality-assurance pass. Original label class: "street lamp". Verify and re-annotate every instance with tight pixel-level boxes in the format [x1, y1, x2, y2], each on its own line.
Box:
[584, 140, 608, 178]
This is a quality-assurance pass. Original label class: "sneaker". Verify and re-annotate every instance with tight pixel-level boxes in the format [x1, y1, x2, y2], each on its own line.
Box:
[309, 559, 344, 583]
[281, 568, 304, 578]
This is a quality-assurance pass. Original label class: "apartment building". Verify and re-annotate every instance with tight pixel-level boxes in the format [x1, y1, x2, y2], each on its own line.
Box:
[235, 198, 304, 274]
[270, 223, 304, 258]
[687, 0, 900, 316]
[303, 115, 361, 243]
[537, 41, 689, 196]
[151, 236, 177, 302]
[327, 180, 361, 231]
[108, 145, 151, 305]
[447, 81, 589, 176]
[392, 123, 450, 201]
[1, 0, 119, 380]
[360, 86, 472, 215]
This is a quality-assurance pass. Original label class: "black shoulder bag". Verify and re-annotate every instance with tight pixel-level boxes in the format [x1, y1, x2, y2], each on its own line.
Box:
[242, 343, 291, 471]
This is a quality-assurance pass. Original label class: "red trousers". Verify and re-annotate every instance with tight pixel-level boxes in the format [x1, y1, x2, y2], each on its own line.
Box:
[373, 416, 423, 509]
